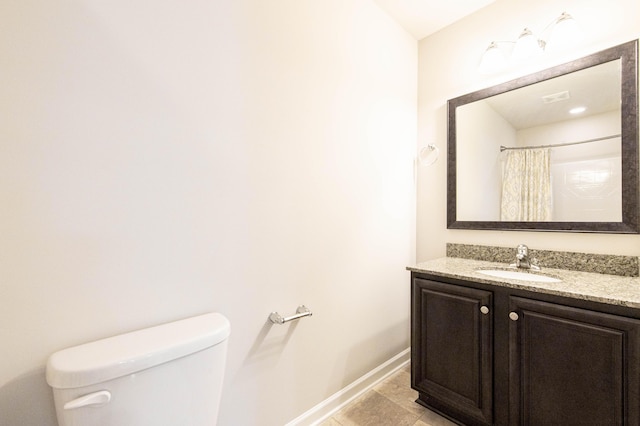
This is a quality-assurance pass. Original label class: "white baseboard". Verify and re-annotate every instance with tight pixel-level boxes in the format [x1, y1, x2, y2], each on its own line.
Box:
[285, 348, 411, 426]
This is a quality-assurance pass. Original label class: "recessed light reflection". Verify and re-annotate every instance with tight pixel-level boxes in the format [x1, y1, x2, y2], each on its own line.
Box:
[569, 106, 587, 114]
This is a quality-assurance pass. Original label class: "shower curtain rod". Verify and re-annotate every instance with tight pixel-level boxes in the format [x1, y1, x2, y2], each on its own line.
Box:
[499, 134, 621, 152]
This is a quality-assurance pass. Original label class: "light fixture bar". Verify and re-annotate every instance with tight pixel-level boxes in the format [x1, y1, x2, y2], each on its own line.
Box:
[479, 11, 581, 73]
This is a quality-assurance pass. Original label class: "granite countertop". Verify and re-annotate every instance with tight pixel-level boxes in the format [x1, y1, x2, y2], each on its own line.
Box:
[407, 257, 640, 309]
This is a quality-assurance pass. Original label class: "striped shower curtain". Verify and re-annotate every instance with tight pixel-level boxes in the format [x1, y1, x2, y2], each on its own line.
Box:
[500, 148, 553, 221]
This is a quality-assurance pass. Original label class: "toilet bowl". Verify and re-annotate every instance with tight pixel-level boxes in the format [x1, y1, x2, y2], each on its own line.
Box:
[46, 313, 230, 426]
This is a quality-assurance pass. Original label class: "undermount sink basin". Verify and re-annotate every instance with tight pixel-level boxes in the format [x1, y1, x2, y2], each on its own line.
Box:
[476, 269, 561, 283]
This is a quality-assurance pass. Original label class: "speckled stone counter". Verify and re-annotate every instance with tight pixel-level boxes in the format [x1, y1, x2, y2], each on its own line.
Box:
[446, 243, 639, 277]
[407, 257, 640, 309]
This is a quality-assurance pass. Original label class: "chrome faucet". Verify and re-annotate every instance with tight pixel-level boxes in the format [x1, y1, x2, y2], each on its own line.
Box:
[510, 244, 540, 270]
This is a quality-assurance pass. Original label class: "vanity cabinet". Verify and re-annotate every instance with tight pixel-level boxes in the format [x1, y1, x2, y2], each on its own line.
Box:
[411, 273, 640, 426]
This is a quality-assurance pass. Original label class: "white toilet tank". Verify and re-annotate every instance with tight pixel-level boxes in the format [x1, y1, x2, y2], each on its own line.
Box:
[46, 313, 230, 426]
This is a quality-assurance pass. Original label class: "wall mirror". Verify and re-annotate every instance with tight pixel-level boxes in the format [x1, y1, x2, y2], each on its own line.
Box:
[447, 40, 638, 233]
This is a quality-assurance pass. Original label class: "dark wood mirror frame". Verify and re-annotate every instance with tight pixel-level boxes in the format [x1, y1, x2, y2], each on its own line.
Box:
[447, 40, 639, 233]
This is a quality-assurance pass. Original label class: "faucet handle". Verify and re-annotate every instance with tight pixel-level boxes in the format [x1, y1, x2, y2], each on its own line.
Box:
[530, 257, 541, 270]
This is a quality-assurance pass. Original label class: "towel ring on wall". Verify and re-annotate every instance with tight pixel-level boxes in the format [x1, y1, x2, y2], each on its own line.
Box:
[419, 144, 439, 166]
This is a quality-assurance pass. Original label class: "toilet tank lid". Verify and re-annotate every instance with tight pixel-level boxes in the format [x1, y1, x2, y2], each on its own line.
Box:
[46, 313, 230, 389]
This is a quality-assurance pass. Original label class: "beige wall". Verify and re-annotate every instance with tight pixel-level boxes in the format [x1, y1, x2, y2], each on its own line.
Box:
[456, 100, 513, 220]
[0, 1, 417, 425]
[417, 0, 640, 261]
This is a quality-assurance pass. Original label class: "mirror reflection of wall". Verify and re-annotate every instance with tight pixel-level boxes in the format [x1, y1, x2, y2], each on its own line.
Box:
[456, 59, 622, 223]
[456, 100, 509, 221]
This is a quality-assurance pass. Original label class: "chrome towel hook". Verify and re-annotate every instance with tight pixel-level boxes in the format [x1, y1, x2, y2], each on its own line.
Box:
[269, 305, 312, 325]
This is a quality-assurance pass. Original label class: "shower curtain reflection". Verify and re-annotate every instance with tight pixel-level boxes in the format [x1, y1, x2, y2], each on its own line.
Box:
[501, 148, 552, 221]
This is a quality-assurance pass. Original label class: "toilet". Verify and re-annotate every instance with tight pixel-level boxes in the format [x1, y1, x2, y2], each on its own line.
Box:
[46, 313, 230, 426]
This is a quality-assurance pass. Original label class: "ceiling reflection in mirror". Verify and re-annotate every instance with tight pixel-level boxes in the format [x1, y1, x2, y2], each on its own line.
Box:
[447, 40, 638, 233]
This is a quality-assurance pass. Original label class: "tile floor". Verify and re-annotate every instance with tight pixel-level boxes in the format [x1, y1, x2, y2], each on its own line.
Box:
[319, 364, 457, 426]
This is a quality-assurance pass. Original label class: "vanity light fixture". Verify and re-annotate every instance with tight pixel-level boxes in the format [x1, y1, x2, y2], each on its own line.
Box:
[479, 12, 581, 74]
[569, 106, 587, 114]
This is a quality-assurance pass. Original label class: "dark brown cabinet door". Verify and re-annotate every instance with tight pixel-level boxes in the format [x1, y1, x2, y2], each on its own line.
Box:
[509, 296, 640, 426]
[412, 278, 493, 425]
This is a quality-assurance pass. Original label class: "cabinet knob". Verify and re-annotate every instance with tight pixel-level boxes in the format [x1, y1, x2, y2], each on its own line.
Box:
[509, 311, 519, 321]
[480, 306, 490, 314]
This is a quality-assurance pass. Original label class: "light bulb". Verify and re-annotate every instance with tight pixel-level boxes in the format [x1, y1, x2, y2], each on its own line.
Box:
[545, 12, 582, 52]
[479, 42, 507, 74]
[569, 106, 586, 115]
[512, 28, 544, 61]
